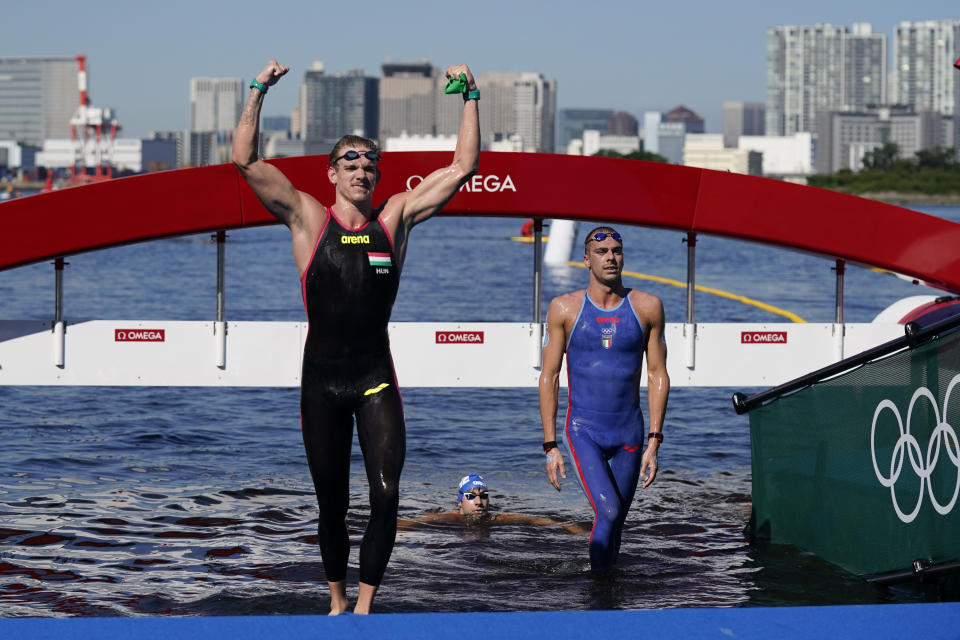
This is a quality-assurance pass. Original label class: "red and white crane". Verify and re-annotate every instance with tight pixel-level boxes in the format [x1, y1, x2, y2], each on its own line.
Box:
[68, 55, 121, 183]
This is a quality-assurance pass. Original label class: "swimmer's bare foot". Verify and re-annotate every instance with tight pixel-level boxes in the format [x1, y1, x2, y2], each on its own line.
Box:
[354, 582, 377, 614]
[328, 580, 348, 615]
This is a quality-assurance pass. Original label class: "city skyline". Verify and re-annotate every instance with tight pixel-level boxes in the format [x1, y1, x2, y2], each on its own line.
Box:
[4, 0, 955, 140]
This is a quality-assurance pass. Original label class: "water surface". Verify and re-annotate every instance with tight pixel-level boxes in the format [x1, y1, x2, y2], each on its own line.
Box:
[1, 206, 957, 615]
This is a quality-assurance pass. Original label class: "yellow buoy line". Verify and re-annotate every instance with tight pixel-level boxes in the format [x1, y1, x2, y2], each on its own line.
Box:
[566, 261, 806, 323]
[510, 236, 550, 243]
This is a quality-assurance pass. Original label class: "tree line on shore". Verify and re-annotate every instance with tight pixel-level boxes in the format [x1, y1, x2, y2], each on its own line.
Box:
[595, 144, 960, 196]
[808, 144, 960, 195]
[592, 149, 668, 163]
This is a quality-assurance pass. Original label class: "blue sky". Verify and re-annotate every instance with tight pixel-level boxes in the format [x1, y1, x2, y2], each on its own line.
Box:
[5, 0, 955, 138]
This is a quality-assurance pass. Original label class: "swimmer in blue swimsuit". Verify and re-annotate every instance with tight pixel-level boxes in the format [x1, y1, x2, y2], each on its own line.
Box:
[233, 59, 480, 614]
[539, 226, 670, 572]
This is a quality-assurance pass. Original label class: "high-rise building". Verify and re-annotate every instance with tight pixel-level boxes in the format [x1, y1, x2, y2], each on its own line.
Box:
[642, 111, 662, 153]
[379, 62, 439, 139]
[0, 56, 78, 145]
[723, 102, 765, 147]
[476, 71, 556, 153]
[378, 63, 556, 153]
[189, 78, 244, 132]
[299, 61, 379, 153]
[514, 72, 555, 153]
[478, 72, 521, 144]
[557, 108, 613, 152]
[843, 23, 887, 111]
[766, 24, 846, 136]
[893, 20, 960, 116]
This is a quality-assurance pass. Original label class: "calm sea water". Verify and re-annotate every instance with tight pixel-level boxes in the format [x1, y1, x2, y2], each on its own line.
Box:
[0, 202, 958, 616]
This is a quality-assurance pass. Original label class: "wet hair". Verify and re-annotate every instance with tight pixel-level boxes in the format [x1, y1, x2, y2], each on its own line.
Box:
[328, 135, 380, 167]
[584, 225, 623, 252]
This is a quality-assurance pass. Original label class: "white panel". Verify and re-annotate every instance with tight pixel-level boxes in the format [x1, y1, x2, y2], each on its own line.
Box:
[390, 322, 545, 387]
[660, 323, 903, 388]
[0, 320, 304, 387]
[0, 320, 906, 388]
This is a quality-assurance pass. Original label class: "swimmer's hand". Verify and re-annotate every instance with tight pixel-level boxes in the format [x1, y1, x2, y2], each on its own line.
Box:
[443, 64, 477, 94]
[255, 59, 290, 88]
[640, 445, 658, 489]
[545, 448, 566, 491]
[443, 73, 467, 94]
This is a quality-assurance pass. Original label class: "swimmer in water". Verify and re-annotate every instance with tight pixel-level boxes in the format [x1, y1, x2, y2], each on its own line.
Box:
[398, 474, 588, 534]
[232, 59, 480, 615]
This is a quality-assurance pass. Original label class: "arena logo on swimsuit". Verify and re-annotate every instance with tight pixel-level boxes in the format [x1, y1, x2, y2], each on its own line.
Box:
[341, 234, 370, 244]
[405, 174, 516, 193]
[596, 317, 619, 323]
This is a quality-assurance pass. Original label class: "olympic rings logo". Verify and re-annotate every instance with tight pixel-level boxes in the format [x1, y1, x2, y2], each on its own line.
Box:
[870, 374, 960, 523]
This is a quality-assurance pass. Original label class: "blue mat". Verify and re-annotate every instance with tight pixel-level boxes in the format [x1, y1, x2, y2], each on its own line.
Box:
[4, 603, 960, 640]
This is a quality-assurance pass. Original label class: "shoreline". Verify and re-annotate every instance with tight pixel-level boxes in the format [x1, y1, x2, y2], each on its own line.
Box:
[854, 191, 960, 207]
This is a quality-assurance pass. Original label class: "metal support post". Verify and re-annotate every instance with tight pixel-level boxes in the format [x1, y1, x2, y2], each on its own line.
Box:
[52, 257, 66, 367]
[215, 230, 227, 368]
[833, 258, 846, 361]
[531, 219, 544, 368]
[683, 232, 697, 369]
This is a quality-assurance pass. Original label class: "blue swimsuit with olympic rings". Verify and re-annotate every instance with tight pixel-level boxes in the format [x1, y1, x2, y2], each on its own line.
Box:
[564, 290, 646, 571]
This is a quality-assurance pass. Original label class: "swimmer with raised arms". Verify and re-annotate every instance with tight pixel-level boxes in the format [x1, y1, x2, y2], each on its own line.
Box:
[232, 59, 480, 615]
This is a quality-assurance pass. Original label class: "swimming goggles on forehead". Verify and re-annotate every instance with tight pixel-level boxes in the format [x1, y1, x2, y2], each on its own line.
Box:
[333, 150, 380, 164]
[462, 491, 489, 500]
[589, 232, 622, 243]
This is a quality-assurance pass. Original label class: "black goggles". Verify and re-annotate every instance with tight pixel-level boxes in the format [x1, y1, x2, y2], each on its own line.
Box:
[462, 491, 489, 501]
[589, 232, 622, 243]
[333, 150, 380, 164]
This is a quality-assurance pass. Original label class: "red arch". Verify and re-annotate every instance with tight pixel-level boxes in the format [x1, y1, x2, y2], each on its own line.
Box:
[1, 152, 958, 291]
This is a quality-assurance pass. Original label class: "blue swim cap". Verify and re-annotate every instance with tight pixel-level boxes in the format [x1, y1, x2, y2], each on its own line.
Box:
[457, 474, 487, 503]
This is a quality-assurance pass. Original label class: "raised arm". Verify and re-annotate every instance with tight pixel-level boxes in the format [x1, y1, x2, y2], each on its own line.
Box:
[399, 63, 480, 229]
[639, 294, 670, 489]
[231, 60, 306, 230]
[539, 296, 570, 491]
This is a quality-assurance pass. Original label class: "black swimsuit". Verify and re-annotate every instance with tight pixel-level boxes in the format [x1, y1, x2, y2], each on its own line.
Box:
[299, 207, 405, 587]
